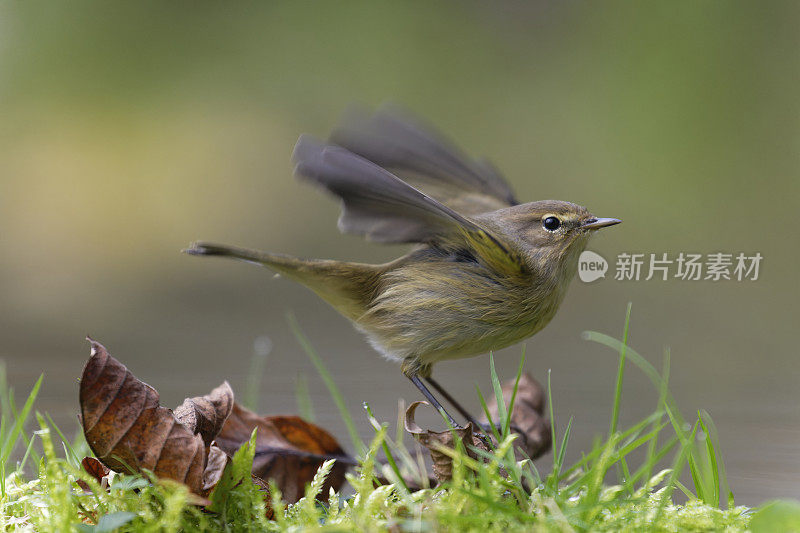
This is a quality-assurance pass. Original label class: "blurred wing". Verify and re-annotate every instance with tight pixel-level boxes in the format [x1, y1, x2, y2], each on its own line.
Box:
[293, 137, 526, 276]
[329, 105, 519, 216]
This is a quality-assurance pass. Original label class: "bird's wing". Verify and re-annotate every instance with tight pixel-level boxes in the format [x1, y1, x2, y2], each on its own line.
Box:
[293, 137, 527, 276]
[329, 105, 518, 216]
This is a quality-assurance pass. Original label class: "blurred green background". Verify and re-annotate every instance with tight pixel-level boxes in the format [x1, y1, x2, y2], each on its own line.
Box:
[1, 1, 797, 505]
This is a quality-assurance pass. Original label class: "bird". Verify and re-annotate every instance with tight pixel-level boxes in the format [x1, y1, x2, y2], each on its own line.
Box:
[185, 106, 620, 428]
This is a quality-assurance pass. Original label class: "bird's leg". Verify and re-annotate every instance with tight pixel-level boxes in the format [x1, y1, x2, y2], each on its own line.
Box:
[407, 374, 462, 429]
[402, 359, 463, 428]
[427, 377, 528, 444]
[424, 377, 484, 429]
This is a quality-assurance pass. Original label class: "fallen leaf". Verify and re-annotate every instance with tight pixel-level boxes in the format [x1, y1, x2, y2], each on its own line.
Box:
[215, 403, 351, 503]
[403, 401, 490, 483]
[82, 456, 110, 482]
[79, 338, 232, 496]
[480, 372, 552, 459]
[174, 385, 234, 448]
[202, 445, 229, 494]
[77, 456, 110, 493]
[78, 337, 350, 510]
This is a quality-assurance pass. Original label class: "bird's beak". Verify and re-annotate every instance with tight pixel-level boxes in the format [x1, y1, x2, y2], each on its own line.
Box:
[582, 217, 621, 230]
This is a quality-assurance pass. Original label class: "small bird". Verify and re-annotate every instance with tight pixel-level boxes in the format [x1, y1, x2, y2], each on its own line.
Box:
[186, 106, 620, 428]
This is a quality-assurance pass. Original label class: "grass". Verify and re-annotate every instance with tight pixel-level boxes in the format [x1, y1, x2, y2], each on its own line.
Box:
[0, 309, 796, 531]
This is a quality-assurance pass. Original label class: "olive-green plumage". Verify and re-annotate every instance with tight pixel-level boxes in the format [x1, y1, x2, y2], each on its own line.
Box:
[186, 106, 619, 423]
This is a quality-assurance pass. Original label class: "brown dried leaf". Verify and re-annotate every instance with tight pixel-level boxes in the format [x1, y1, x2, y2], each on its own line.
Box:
[404, 401, 490, 483]
[82, 456, 110, 482]
[215, 403, 350, 503]
[174, 386, 234, 448]
[79, 339, 232, 496]
[77, 456, 110, 493]
[480, 372, 552, 459]
[202, 445, 229, 494]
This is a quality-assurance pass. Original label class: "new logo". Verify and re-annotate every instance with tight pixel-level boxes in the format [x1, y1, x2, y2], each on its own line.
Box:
[578, 251, 608, 283]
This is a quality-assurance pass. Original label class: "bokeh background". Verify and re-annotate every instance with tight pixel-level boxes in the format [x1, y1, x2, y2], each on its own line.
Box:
[1, 2, 797, 505]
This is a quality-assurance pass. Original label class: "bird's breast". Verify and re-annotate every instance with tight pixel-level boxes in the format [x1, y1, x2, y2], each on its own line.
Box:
[355, 259, 570, 365]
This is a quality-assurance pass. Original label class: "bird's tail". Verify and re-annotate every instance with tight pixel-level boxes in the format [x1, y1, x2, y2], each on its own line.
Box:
[184, 242, 381, 322]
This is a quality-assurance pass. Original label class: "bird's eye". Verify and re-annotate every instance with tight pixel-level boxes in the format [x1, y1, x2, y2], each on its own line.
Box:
[543, 216, 561, 232]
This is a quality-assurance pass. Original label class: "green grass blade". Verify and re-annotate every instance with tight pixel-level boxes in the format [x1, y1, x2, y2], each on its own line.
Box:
[294, 373, 315, 422]
[45, 413, 79, 467]
[17, 432, 37, 473]
[644, 349, 670, 484]
[674, 480, 696, 500]
[698, 411, 720, 507]
[547, 369, 557, 472]
[617, 421, 669, 459]
[363, 402, 408, 493]
[288, 313, 365, 455]
[664, 402, 703, 500]
[630, 435, 678, 487]
[559, 410, 662, 482]
[547, 416, 573, 494]
[654, 430, 694, 522]
[699, 409, 734, 508]
[0, 362, 9, 445]
[610, 302, 632, 436]
[0, 374, 43, 468]
[503, 351, 526, 437]
[584, 330, 686, 429]
[475, 384, 501, 442]
[6, 391, 41, 468]
[488, 353, 508, 436]
[243, 335, 271, 411]
[555, 416, 573, 475]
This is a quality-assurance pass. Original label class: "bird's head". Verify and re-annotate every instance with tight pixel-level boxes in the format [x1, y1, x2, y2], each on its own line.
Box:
[480, 200, 620, 271]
